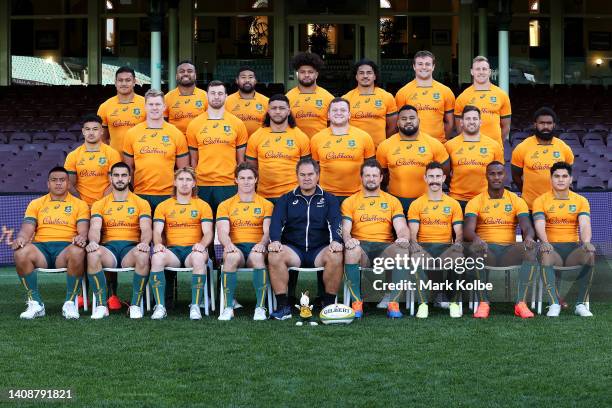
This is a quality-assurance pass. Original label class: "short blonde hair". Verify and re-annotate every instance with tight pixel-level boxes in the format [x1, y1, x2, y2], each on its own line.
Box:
[173, 167, 198, 197]
[144, 88, 165, 101]
[472, 55, 489, 67]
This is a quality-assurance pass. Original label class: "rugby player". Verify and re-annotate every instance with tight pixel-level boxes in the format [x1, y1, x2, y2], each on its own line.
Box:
[12, 167, 89, 319]
[286, 52, 334, 138]
[533, 162, 595, 317]
[407, 161, 464, 318]
[395, 51, 455, 143]
[216, 162, 274, 321]
[97, 66, 145, 153]
[342, 59, 397, 147]
[225, 66, 270, 136]
[342, 159, 410, 319]
[464, 161, 537, 318]
[164, 60, 208, 135]
[150, 167, 214, 320]
[85, 162, 152, 319]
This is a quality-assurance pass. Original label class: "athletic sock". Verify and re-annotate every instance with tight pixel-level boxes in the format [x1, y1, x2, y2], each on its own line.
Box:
[275, 293, 288, 309]
[516, 262, 536, 303]
[316, 269, 325, 298]
[106, 272, 118, 296]
[541, 265, 559, 304]
[88, 270, 108, 306]
[191, 274, 206, 306]
[252, 268, 267, 308]
[20, 271, 42, 304]
[322, 292, 336, 307]
[222, 271, 237, 309]
[475, 267, 489, 303]
[343, 264, 361, 302]
[415, 267, 429, 304]
[575, 264, 595, 305]
[150, 270, 166, 306]
[65, 274, 80, 302]
[389, 266, 407, 303]
[131, 273, 148, 306]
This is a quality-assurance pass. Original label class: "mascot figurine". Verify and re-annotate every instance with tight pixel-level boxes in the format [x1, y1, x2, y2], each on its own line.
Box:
[295, 291, 318, 326]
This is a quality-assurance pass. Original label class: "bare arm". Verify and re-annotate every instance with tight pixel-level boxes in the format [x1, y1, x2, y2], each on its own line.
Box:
[342, 218, 359, 250]
[139, 217, 152, 245]
[500, 117, 511, 143]
[199, 221, 213, 247]
[176, 155, 190, 169]
[189, 150, 199, 168]
[454, 116, 463, 134]
[87, 217, 102, 244]
[462, 216, 478, 242]
[443, 111, 454, 140]
[74, 220, 89, 247]
[123, 155, 135, 176]
[392, 217, 410, 242]
[216, 219, 235, 249]
[246, 156, 258, 170]
[511, 165, 524, 192]
[153, 221, 165, 247]
[68, 174, 80, 198]
[101, 127, 109, 145]
[10, 222, 36, 250]
[578, 214, 592, 244]
[236, 147, 246, 165]
[385, 113, 398, 138]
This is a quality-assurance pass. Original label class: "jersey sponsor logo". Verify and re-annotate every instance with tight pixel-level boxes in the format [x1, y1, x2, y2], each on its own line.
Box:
[294, 110, 320, 119]
[531, 151, 540, 159]
[110, 108, 120, 117]
[139, 146, 167, 155]
[173, 101, 181, 108]
[422, 206, 429, 214]
[202, 137, 230, 145]
[232, 219, 260, 228]
[173, 111, 198, 120]
[354, 111, 379, 119]
[262, 140, 270, 147]
[457, 158, 487, 166]
[111, 120, 135, 127]
[128, 207, 135, 214]
[138, 135, 148, 143]
[64, 206, 72, 214]
[421, 217, 448, 226]
[359, 214, 388, 222]
[236, 113, 262, 123]
[482, 217, 513, 225]
[529, 162, 552, 171]
[569, 204, 576, 213]
[323, 141, 331, 149]
[392, 147, 401, 155]
[352, 101, 361, 109]
[547, 217, 574, 225]
[409, 92, 418, 99]
[231, 209, 239, 216]
[42, 217, 69, 225]
[358, 204, 365, 210]
[77, 159, 85, 165]
[325, 152, 355, 160]
[548, 205, 555, 213]
[106, 220, 138, 228]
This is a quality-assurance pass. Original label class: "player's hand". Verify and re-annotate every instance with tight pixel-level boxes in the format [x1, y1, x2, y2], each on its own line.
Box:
[10, 237, 26, 251]
[582, 242, 596, 254]
[252, 243, 267, 253]
[409, 242, 423, 254]
[395, 237, 410, 249]
[451, 242, 464, 253]
[193, 242, 207, 253]
[329, 241, 343, 252]
[73, 235, 87, 248]
[345, 238, 360, 250]
[86, 242, 99, 253]
[471, 239, 487, 255]
[523, 237, 536, 251]
[153, 243, 166, 253]
[223, 243, 239, 254]
[539, 242, 553, 254]
[268, 241, 283, 252]
[136, 242, 150, 252]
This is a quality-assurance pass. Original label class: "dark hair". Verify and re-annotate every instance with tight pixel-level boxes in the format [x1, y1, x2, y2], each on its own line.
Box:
[235, 161, 258, 179]
[398, 104, 418, 115]
[550, 161, 572, 176]
[207, 80, 226, 92]
[352, 59, 379, 85]
[115, 66, 135, 78]
[425, 161, 444, 172]
[110, 162, 131, 175]
[329, 97, 350, 111]
[414, 50, 436, 64]
[81, 113, 103, 126]
[291, 52, 324, 72]
[176, 59, 196, 70]
[263, 94, 296, 128]
[296, 157, 320, 175]
[533, 106, 558, 123]
[48, 166, 68, 178]
[486, 160, 505, 170]
[360, 159, 383, 176]
[236, 66, 256, 79]
[462, 105, 481, 118]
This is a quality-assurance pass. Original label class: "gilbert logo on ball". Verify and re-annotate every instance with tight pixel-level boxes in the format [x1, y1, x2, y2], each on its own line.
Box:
[319, 304, 355, 325]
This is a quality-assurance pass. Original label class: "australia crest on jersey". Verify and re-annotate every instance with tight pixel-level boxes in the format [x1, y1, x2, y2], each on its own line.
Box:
[128, 207, 135, 214]
[195, 100, 203, 108]
[504, 204, 512, 212]
[191, 210, 198, 218]
[569, 205, 576, 213]
[133, 108, 141, 116]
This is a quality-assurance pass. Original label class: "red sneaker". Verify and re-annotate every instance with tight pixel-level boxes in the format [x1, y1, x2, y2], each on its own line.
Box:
[473, 302, 490, 318]
[352, 301, 363, 318]
[108, 295, 122, 310]
[514, 302, 534, 319]
[77, 295, 84, 309]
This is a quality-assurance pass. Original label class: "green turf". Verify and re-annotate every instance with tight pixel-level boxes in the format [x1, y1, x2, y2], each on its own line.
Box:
[1, 266, 611, 407]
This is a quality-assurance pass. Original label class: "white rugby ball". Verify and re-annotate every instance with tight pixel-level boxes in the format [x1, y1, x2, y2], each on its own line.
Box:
[319, 303, 355, 325]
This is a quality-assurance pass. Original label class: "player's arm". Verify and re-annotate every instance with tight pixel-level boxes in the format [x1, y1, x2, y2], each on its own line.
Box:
[216, 219, 238, 253]
[342, 218, 359, 249]
[386, 113, 397, 138]
[74, 219, 89, 248]
[381, 168, 390, 191]
[152, 221, 166, 252]
[189, 149, 199, 168]
[68, 174, 80, 198]
[236, 146, 246, 165]
[500, 117, 511, 143]
[176, 154, 189, 169]
[454, 115, 463, 134]
[462, 215, 479, 242]
[268, 195, 287, 252]
[452, 222, 464, 244]
[10, 222, 36, 250]
[85, 217, 103, 252]
[246, 156, 258, 170]
[123, 155, 135, 177]
[518, 215, 535, 243]
[511, 165, 524, 191]
[138, 217, 153, 250]
[578, 214, 593, 249]
[443, 111, 454, 140]
[255, 218, 272, 253]
[532, 216, 553, 254]
[101, 127, 109, 145]
[407, 221, 423, 253]
[194, 221, 213, 252]
[392, 216, 410, 247]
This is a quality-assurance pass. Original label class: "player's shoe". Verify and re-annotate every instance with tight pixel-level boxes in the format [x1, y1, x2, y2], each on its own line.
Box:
[377, 293, 391, 309]
[473, 302, 490, 318]
[62, 301, 80, 320]
[20, 300, 45, 319]
[253, 307, 267, 321]
[233, 299, 243, 309]
[387, 301, 403, 319]
[107, 295, 122, 311]
[546, 303, 561, 317]
[77, 294, 84, 309]
[189, 304, 202, 320]
[449, 302, 462, 318]
[270, 305, 292, 320]
[218, 308, 234, 321]
[416, 303, 429, 319]
[90, 305, 109, 320]
[151, 304, 167, 320]
[514, 302, 534, 319]
[434, 293, 450, 309]
[129, 305, 143, 319]
[352, 301, 363, 318]
[559, 296, 569, 309]
[575, 304, 593, 317]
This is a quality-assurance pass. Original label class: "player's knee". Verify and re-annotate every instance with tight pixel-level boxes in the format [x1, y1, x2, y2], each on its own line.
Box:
[247, 252, 265, 268]
[344, 246, 361, 263]
[223, 251, 241, 268]
[66, 245, 85, 261]
[190, 251, 207, 268]
[134, 251, 150, 269]
[13, 248, 30, 264]
[267, 251, 284, 267]
[150, 252, 165, 270]
[324, 249, 343, 265]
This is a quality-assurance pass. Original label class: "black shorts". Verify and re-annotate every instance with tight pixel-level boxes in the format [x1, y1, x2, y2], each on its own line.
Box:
[285, 244, 327, 268]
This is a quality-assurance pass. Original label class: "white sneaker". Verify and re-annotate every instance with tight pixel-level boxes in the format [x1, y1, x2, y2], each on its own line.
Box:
[151, 304, 167, 320]
[434, 293, 450, 309]
[377, 293, 391, 309]
[575, 304, 593, 317]
[416, 303, 429, 318]
[129, 305, 143, 319]
[547, 303, 561, 317]
[218, 307, 234, 321]
[20, 300, 45, 319]
[189, 304, 202, 320]
[253, 307, 267, 321]
[91, 306, 109, 320]
[62, 301, 80, 319]
[233, 299, 243, 309]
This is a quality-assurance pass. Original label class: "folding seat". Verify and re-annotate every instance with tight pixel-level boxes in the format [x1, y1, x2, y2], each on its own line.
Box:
[9, 132, 31, 145]
[55, 132, 77, 143]
[576, 176, 605, 190]
[32, 132, 54, 144]
[21, 144, 44, 154]
[587, 123, 609, 133]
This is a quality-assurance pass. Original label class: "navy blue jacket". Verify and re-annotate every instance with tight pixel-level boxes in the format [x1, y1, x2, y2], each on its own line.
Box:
[270, 185, 342, 251]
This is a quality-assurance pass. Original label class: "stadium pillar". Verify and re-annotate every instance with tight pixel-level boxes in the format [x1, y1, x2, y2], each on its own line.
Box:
[478, 0, 488, 57]
[365, 0, 380, 66]
[458, 1, 474, 85]
[178, 0, 193, 62]
[87, 0, 101, 85]
[496, 0, 511, 93]
[0, 0, 9, 86]
[150, 0, 163, 90]
[272, 0, 285, 84]
[550, 0, 564, 85]
[168, 1, 178, 90]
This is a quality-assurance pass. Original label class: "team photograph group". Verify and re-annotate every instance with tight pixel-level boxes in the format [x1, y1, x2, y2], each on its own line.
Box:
[12, 50, 597, 323]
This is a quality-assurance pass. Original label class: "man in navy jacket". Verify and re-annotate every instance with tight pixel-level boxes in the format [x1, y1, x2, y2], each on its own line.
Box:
[268, 158, 344, 320]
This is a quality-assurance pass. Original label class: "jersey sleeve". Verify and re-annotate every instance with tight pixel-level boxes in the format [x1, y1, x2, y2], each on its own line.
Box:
[137, 197, 152, 219]
[451, 200, 464, 224]
[384, 91, 398, 115]
[376, 140, 389, 168]
[500, 91, 512, 118]
[464, 197, 479, 218]
[76, 200, 90, 223]
[431, 138, 450, 164]
[298, 129, 311, 157]
[531, 195, 545, 219]
[510, 141, 525, 168]
[216, 200, 230, 221]
[363, 133, 376, 158]
[153, 202, 166, 223]
[245, 130, 260, 160]
[97, 102, 108, 126]
[340, 197, 353, 221]
[407, 199, 420, 223]
[24, 199, 40, 224]
[263, 199, 274, 218]
[515, 196, 530, 218]
[578, 196, 591, 216]
[185, 118, 199, 150]
[235, 119, 249, 148]
[90, 200, 103, 218]
[310, 134, 321, 161]
[64, 151, 77, 174]
[391, 196, 404, 220]
[199, 200, 214, 222]
[563, 143, 575, 165]
[443, 86, 456, 113]
[174, 130, 189, 158]
[122, 129, 135, 157]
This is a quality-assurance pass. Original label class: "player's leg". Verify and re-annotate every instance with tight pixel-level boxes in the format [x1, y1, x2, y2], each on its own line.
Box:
[121, 245, 150, 315]
[343, 244, 369, 309]
[246, 250, 268, 319]
[500, 243, 537, 317]
[56, 243, 86, 319]
[433, 243, 464, 317]
[565, 245, 595, 316]
[380, 243, 410, 318]
[150, 249, 180, 310]
[87, 245, 116, 311]
[185, 249, 209, 320]
[268, 245, 301, 319]
[412, 244, 437, 318]
[14, 243, 48, 318]
[220, 250, 244, 311]
[539, 244, 563, 316]
[314, 246, 343, 308]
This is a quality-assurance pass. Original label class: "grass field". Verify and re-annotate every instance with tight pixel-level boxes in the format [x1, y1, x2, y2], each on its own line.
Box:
[1, 265, 611, 407]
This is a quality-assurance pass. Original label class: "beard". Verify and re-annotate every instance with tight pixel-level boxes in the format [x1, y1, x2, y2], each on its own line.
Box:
[113, 183, 128, 191]
[463, 126, 479, 136]
[270, 115, 288, 125]
[238, 83, 254, 93]
[535, 128, 554, 141]
[399, 125, 419, 136]
[179, 76, 195, 87]
[364, 183, 379, 192]
[298, 78, 315, 87]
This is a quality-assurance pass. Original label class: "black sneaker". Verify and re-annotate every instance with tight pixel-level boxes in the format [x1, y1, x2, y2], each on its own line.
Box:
[270, 305, 292, 320]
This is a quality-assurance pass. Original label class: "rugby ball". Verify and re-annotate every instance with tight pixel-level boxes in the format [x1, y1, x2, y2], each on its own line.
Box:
[319, 304, 355, 325]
